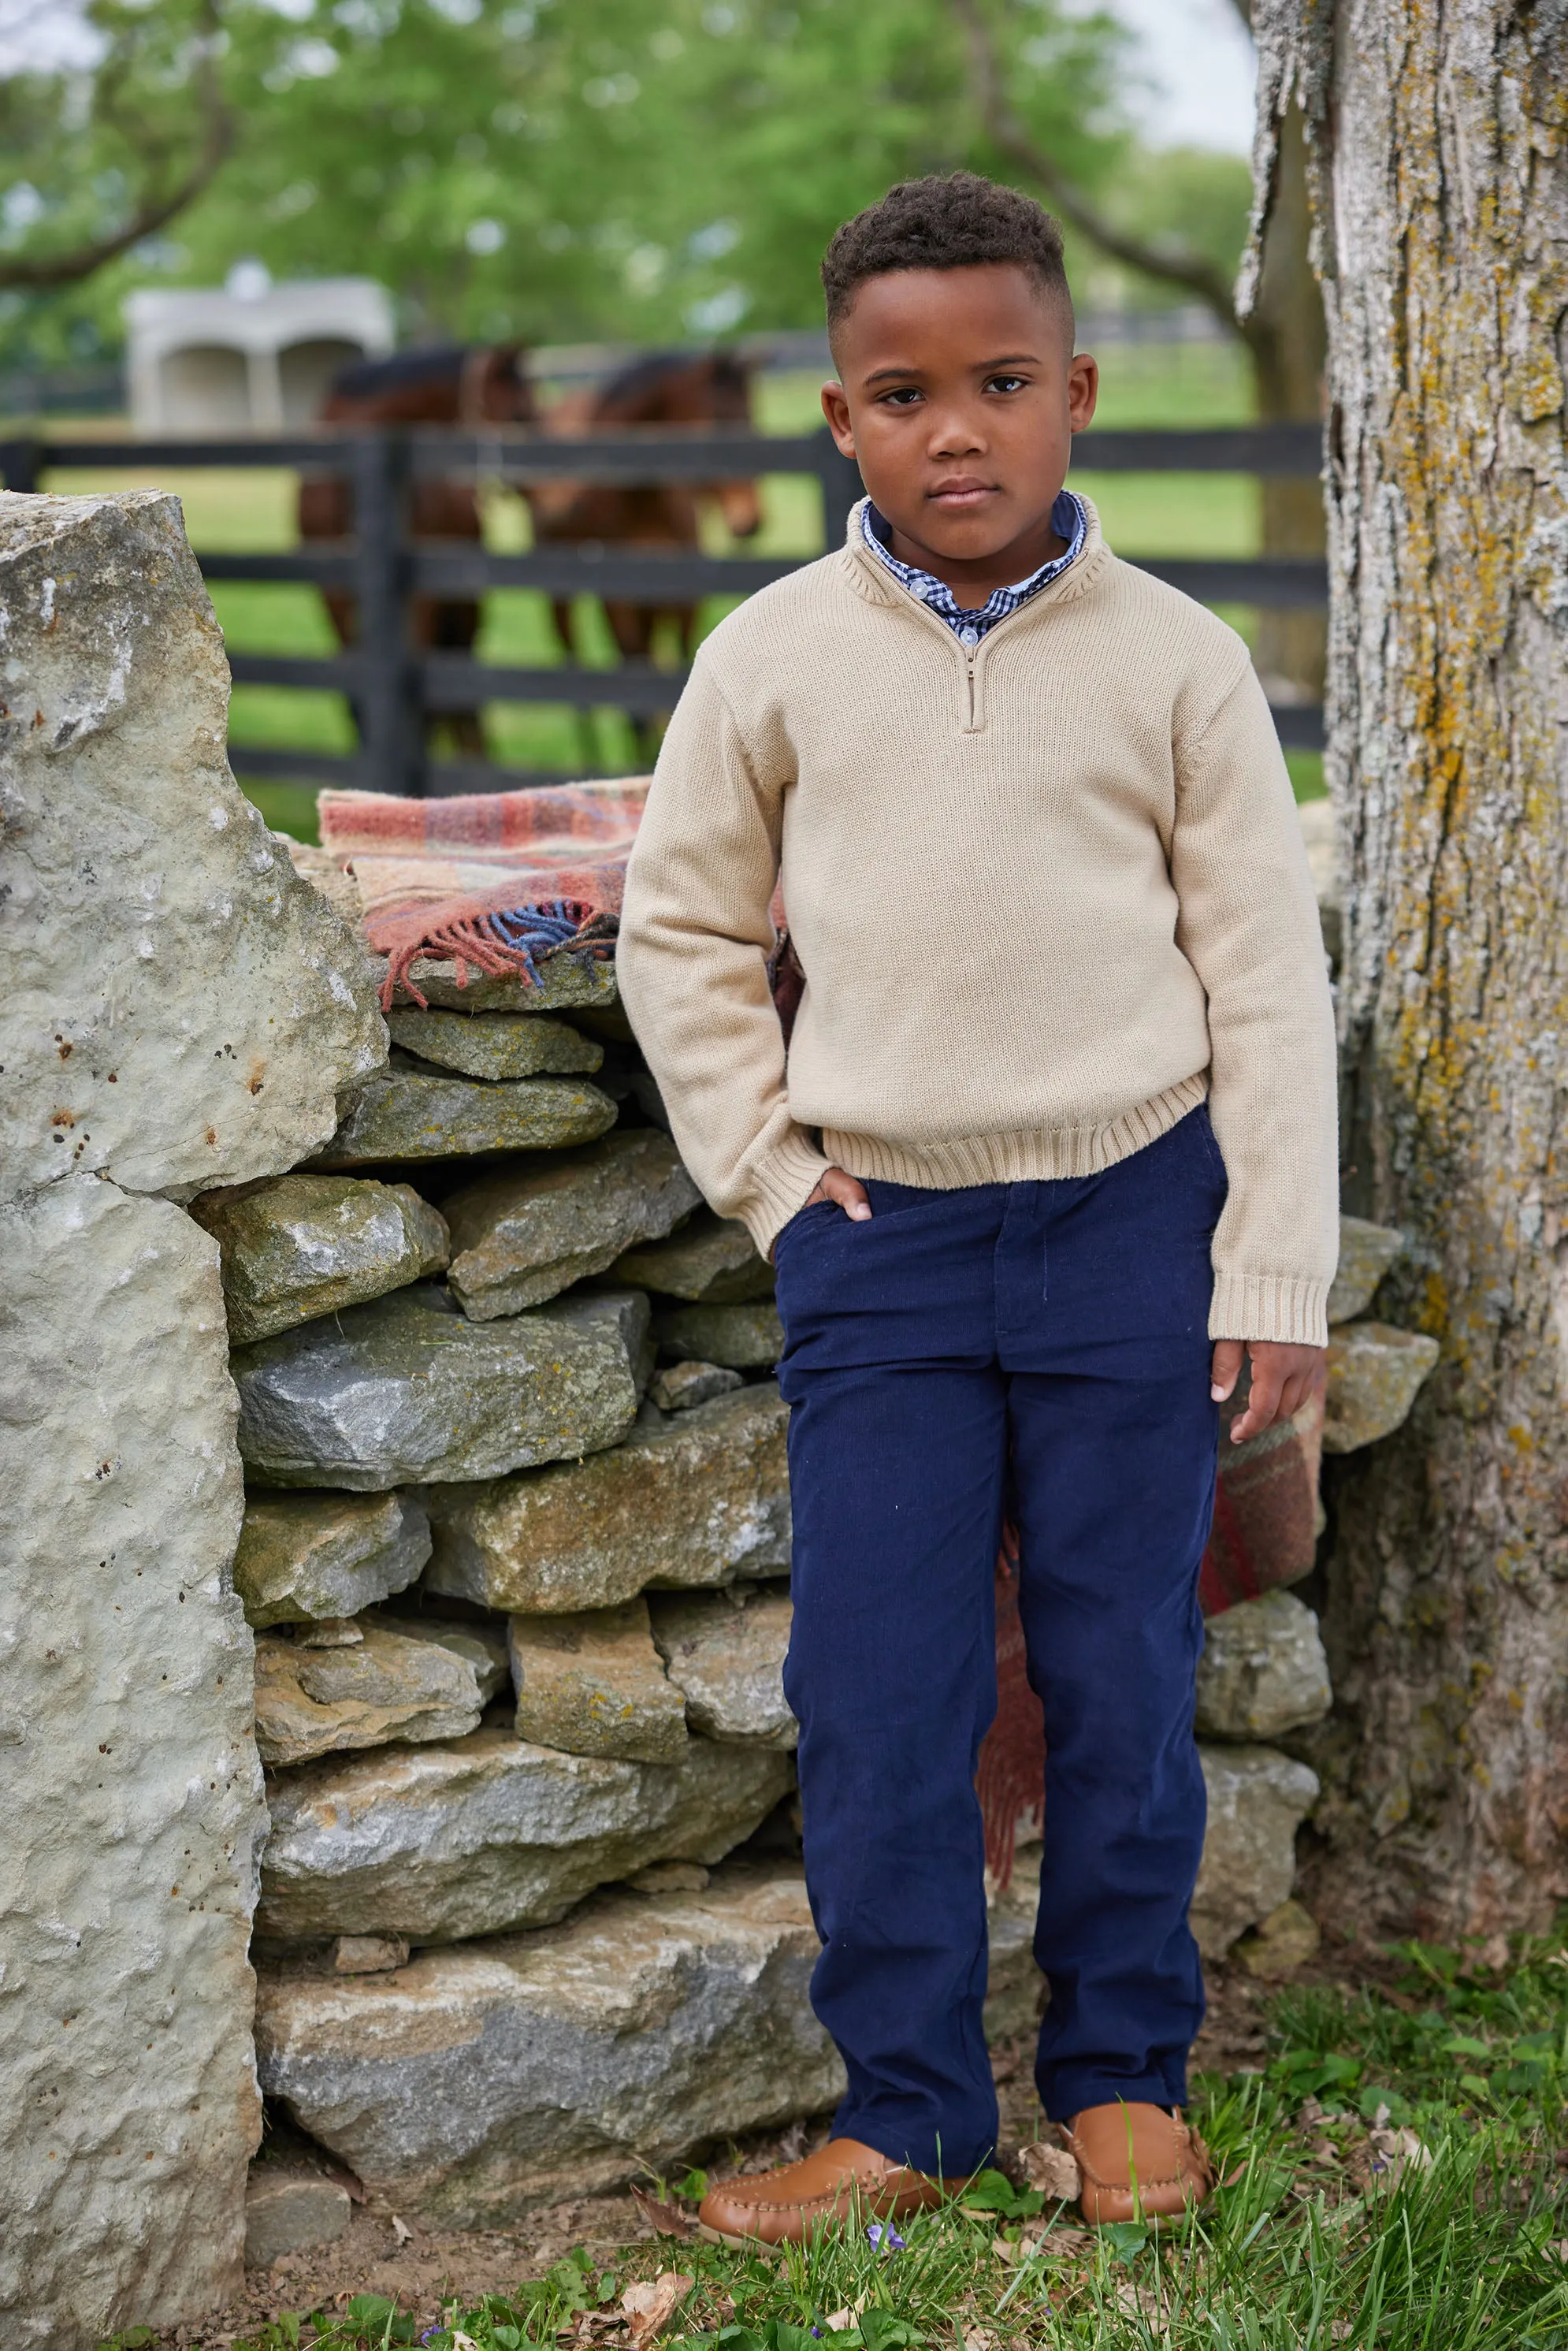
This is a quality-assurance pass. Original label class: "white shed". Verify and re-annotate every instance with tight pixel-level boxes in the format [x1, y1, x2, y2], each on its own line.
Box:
[123, 277, 396, 434]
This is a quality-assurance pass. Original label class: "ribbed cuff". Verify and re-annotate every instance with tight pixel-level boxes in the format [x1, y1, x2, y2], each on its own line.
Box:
[740, 1128, 833, 1258]
[1209, 1269, 1330, 1348]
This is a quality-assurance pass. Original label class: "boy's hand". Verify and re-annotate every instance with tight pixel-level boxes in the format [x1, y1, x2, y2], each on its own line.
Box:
[804, 1166, 873, 1221]
[1212, 1339, 1325, 1444]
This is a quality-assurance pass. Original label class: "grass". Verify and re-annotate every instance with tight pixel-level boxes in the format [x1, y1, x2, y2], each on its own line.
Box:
[36, 337, 1328, 841]
[101, 1935, 1567, 2351]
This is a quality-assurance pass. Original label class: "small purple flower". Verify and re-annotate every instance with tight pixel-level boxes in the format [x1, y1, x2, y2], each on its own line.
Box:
[866, 2223, 906, 2253]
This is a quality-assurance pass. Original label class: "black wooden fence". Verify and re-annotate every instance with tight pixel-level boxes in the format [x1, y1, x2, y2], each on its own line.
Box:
[0, 422, 1325, 797]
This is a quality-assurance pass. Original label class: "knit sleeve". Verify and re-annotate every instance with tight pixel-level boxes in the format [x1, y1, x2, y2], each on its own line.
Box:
[1170, 659, 1340, 1346]
[617, 657, 830, 1254]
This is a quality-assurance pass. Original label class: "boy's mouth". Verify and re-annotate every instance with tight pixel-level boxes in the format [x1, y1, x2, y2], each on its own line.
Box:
[927, 478, 1000, 510]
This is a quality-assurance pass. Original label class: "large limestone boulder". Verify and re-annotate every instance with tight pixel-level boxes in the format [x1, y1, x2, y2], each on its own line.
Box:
[231, 1282, 640, 1488]
[314, 1058, 616, 1167]
[1195, 1591, 1332, 1742]
[0, 1176, 269, 2342]
[1191, 1744, 1320, 1959]
[424, 1383, 790, 1613]
[256, 1726, 793, 1943]
[232, 1491, 431, 1628]
[1327, 1215, 1403, 1324]
[651, 1587, 797, 1747]
[190, 1174, 448, 1344]
[653, 1300, 785, 1368]
[444, 1131, 700, 1319]
[254, 1863, 844, 2223]
[387, 1006, 604, 1080]
[610, 1209, 775, 1304]
[0, 489, 385, 1203]
[508, 1598, 689, 1763]
[253, 1620, 494, 1767]
[1323, 1322, 1440, 1453]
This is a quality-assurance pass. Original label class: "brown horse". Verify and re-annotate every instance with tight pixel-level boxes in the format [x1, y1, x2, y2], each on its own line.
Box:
[299, 344, 536, 757]
[529, 349, 761, 761]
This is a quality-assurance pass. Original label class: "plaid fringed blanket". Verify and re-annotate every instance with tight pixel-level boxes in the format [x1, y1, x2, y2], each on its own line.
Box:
[318, 778, 650, 1008]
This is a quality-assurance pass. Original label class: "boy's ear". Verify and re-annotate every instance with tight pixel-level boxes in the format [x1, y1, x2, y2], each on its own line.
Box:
[1067, 352, 1099, 433]
[821, 380, 856, 457]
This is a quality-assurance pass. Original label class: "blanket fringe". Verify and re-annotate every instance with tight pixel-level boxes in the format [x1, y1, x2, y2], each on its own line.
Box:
[378, 899, 615, 1010]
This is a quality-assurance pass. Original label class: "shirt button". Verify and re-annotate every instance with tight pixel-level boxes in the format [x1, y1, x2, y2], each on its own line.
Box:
[960, 627, 979, 649]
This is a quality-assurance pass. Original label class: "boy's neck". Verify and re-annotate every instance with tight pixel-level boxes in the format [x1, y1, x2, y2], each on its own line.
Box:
[879, 497, 1070, 604]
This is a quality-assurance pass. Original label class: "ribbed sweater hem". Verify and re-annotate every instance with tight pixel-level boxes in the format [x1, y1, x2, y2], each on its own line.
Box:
[822, 1074, 1209, 1193]
[1209, 1269, 1330, 1348]
[740, 1128, 834, 1257]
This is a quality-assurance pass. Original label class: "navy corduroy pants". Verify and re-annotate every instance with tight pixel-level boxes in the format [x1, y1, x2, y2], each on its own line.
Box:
[771, 1104, 1225, 2178]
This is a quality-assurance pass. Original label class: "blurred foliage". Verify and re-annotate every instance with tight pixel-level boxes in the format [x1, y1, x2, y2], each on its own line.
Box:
[0, 0, 1254, 369]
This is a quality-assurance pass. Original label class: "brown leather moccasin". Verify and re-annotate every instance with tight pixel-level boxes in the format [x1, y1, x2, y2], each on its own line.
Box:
[696, 2136, 970, 2249]
[1066, 2102, 1213, 2226]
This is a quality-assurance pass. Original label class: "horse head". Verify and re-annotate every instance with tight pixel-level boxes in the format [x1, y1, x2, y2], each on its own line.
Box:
[460, 344, 537, 426]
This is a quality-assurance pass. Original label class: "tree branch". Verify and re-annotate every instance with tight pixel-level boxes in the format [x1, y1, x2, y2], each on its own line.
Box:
[947, 0, 1243, 337]
[0, 11, 232, 292]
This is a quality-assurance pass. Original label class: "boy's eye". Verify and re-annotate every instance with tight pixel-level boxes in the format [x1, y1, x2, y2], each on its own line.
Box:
[984, 374, 1028, 395]
[878, 386, 924, 407]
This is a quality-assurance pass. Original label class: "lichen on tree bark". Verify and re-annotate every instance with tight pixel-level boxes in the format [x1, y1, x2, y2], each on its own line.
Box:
[1247, 0, 1568, 1936]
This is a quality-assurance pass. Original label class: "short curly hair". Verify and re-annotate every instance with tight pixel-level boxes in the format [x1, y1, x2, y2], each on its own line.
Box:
[821, 172, 1072, 340]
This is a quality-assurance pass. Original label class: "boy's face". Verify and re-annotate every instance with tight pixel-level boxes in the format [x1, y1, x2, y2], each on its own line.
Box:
[821, 262, 1098, 584]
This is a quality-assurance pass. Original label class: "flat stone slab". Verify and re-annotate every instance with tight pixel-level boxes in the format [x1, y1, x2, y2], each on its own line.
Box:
[509, 1597, 689, 1763]
[387, 1007, 604, 1081]
[381, 1615, 509, 1705]
[1191, 1743, 1320, 1959]
[610, 1211, 775, 1304]
[243, 2165, 353, 2268]
[1323, 1321, 1440, 1453]
[232, 1282, 639, 1490]
[424, 1383, 790, 1613]
[1328, 1215, 1403, 1324]
[254, 1620, 492, 1767]
[649, 1360, 743, 1412]
[383, 955, 620, 1014]
[651, 1587, 797, 1748]
[257, 1726, 793, 1943]
[1195, 1590, 1332, 1742]
[233, 1491, 432, 1627]
[314, 1060, 617, 1167]
[444, 1131, 700, 1319]
[191, 1174, 449, 1344]
[254, 1862, 843, 2223]
[652, 1301, 785, 1369]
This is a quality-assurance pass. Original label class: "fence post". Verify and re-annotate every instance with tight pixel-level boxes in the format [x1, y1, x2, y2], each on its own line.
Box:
[816, 433, 864, 550]
[0, 437, 44, 493]
[351, 431, 422, 796]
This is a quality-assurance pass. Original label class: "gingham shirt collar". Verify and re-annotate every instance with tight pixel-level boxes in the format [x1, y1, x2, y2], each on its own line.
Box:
[860, 489, 1087, 644]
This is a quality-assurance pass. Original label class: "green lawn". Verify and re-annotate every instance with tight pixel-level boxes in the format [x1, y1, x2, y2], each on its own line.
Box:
[42, 337, 1324, 840]
[102, 1930, 1567, 2351]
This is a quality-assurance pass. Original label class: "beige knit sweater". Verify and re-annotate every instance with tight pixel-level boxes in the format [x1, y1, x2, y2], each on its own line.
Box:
[619, 498, 1339, 1346]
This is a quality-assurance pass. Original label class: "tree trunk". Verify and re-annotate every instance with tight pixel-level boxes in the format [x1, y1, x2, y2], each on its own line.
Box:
[1243, 104, 1328, 709]
[1249, 0, 1568, 1941]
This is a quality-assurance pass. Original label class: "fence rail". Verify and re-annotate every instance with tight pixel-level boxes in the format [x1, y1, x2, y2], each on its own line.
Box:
[0, 422, 1327, 794]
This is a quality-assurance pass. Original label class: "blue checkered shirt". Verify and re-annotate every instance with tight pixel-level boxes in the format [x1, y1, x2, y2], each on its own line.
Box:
[860, 489, 1087, 645]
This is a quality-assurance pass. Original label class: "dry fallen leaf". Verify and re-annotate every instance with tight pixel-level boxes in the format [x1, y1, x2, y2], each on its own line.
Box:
[391, 2215, 412, 2244]
[622, 2271, 694, 2350]
[629, 2185, 697, 2241]
[962, 2328, 994, 2351]
[825, 2312, 857, 2334]
[1017, 2142, 1082, 2202]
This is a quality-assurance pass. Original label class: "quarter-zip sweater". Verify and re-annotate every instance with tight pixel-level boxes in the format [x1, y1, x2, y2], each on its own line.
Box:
[618, 497, 1339, 1346]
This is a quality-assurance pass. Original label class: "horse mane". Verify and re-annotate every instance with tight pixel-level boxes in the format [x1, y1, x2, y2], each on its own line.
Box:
[329, 344, 469, 401]
[593, 345, 753, 422]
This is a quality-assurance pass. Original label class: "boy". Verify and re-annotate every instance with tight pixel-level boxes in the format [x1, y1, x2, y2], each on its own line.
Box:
[619, 173, 1336, 2241]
